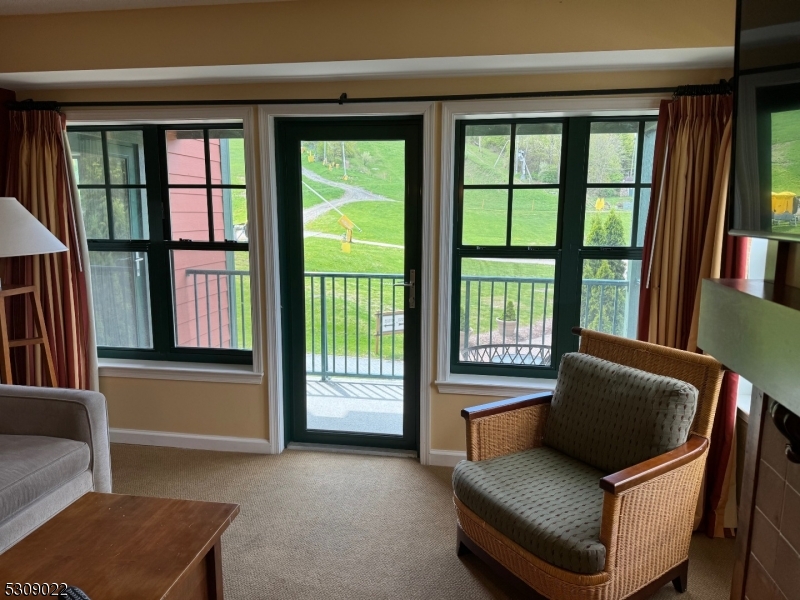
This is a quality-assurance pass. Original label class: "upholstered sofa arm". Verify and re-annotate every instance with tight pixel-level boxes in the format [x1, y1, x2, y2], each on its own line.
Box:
[0, 384, 112, 493]
[597, 435, 709, 595]
[461, 392, 552, 462]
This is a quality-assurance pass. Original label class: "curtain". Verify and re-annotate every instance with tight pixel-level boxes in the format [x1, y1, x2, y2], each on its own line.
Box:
[638, 94, 747, 538]
[2, 110, 98, 390]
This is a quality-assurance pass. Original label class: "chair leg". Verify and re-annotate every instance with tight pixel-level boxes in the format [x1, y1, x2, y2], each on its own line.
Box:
[672, 561, 688, 593]
[456, 526, 471, 557]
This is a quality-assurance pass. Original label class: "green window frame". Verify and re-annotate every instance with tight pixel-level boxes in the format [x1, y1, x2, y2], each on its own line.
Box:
[450, 116, 656, 378]
[68, 123, 252, 365]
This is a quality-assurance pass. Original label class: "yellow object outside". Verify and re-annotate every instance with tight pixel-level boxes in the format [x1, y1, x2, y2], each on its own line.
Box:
[338, 215, 355, 230]
[307, 154, 315, 162]
[341, 242, 351, 253]
[772, 191, 795, 214]
[595, 198, 606, 211]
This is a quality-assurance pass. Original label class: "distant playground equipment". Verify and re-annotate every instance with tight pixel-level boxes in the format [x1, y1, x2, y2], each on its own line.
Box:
[772, 191, 800, 226]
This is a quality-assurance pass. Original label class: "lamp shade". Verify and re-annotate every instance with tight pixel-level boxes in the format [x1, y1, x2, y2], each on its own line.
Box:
[0, 197, 67, 258]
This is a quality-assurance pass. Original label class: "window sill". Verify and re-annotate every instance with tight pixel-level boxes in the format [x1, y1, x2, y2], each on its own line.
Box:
[98, 358, 263, 385]
[435, 374, 556, 397]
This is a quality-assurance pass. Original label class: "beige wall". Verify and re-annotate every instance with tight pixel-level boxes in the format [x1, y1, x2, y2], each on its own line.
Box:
[100, 377, 268, 438]
[9, 0, 738, 452]
[0, 0, 735, 74]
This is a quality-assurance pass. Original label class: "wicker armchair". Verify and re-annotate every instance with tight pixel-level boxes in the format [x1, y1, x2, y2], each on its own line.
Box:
[454, 328, 724, 600]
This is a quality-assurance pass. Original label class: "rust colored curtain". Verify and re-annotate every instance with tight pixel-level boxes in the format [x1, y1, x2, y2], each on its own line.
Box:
[1, 110, 96, 390]
[638, 95, 747, 538]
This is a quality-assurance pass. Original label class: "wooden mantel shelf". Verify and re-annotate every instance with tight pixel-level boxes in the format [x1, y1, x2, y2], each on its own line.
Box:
[698, 278, 800, 416]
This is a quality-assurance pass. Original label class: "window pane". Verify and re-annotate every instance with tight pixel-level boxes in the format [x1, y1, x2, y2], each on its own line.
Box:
[67, 131, 105, 185]
[111, 189, 149, 240]
[213, 188, 249, 242]
[584, 188, 634, 247]
[458, 258, 556, 367]
[165, 130, 206, 184]
[106, 131, 146, 185]
[79, 188, 109, 239]
[462, 189, 508, 246]
[88, 251, 152, 348]
[464, 124, 511, 185]
[587, 122, 639, 184]
[209, 129, 245, 186]
[641, 121, 657, 184]
[510, 188, 558, 246]
[636, 187, 651, 246]
[169, 188, 210, 242]
[171, 250, 251, 350]
[580, 259, 641, 338]
[514, 123, 562, 184]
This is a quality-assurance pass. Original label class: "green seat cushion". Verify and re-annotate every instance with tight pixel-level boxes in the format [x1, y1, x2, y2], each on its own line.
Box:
[543, 352, 698, 474]
[453, 447, 606, 574]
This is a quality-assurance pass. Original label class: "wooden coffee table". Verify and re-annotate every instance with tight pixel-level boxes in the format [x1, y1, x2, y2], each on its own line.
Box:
[0, 492, 239, 599]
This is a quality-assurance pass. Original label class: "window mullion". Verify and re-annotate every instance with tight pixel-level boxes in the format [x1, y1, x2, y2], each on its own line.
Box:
[556, 117, 591, 359]
[505, 124, 516, 247]
[631, 121, 647, 247]
[100, 132, 115, 241]
[204, 130, 214, 242]
[145, 125, 173, 358]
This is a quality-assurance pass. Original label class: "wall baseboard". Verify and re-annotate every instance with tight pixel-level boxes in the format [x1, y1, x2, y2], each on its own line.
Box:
[428, 449, 467, 467]
[109, 428, 273, 454]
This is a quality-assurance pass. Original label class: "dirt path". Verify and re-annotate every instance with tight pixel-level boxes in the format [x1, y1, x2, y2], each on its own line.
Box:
[302, 168, 397, 225]
[303, 230, 404, 249]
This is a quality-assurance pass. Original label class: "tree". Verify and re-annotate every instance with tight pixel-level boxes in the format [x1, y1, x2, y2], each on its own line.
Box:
[581, 210, 628, 334]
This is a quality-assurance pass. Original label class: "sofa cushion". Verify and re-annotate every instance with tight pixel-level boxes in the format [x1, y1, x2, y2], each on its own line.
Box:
[0, 435, 90, 524]
[453, 447, 606, 574]
[543, 353, 698, 474]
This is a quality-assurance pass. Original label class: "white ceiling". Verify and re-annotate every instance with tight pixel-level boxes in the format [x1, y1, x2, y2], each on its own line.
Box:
[0, 0, 291, 15]
[0, 47, 734, 91]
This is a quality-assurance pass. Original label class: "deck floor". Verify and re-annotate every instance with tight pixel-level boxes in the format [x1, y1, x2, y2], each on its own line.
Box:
[306, 378, 403, 436]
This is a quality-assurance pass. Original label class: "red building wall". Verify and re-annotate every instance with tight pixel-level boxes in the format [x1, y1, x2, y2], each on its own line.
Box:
[166, 133, 232, 349]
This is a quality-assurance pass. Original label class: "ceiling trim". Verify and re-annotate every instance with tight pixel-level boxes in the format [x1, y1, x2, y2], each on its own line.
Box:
[0, 0, 291, 15]
[0, 47, 734, 91]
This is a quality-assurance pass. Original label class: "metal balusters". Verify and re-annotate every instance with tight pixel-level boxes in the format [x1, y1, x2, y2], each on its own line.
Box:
[216, 274, 223, 348]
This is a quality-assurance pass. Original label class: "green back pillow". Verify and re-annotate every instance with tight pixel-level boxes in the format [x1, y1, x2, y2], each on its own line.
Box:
[543, 353, 698, 474]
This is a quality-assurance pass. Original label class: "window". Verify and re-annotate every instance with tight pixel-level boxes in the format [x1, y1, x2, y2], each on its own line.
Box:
[451, 117, 656, 378]
[68, 124, 252, 364]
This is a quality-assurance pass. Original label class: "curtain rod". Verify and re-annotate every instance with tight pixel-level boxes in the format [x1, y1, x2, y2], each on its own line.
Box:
[673, 78, 734, 97]
[6, 85, 686, 111]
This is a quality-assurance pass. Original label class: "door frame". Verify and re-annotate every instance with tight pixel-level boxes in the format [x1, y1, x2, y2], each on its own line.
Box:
[275, 117, 422, 450]
[258, 103, 435, 461]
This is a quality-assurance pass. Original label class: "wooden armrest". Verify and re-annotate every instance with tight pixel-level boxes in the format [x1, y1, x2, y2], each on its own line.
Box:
[599, 435, 708, 495]
[460, 392, 553, 421]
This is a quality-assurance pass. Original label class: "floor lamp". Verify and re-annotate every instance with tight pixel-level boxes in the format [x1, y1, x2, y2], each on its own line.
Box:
[0, 197, 68, 386]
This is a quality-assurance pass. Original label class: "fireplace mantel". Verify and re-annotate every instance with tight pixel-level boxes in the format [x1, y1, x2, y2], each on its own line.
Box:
[698, 279, 800, 417]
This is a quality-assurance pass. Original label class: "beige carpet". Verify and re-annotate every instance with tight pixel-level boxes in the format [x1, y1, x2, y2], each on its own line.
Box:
[111, 444, 735, 599]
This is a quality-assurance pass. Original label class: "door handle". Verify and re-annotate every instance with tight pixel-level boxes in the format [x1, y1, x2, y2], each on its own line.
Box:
[393, 269, 416, 309]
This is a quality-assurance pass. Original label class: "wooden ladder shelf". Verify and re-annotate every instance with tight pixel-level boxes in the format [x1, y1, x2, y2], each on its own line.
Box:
[0, 284, 57, 386]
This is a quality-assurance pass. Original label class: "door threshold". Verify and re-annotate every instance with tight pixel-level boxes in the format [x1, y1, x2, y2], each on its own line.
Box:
[287, 442, 418, 459]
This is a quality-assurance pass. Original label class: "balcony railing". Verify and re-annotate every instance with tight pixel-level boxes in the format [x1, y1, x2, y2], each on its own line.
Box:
[90, 263, 636, 372]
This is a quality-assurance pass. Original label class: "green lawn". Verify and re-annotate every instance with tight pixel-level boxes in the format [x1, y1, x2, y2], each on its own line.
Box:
[461, 188, 560, 247]
[227, 138, 248, 226]
[303, 236, 404, 274]
[306, 200, 404, 246]
[772, 109, 800, 193]
[771, 109, 800, 237]
[302, 140, 406, 201]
